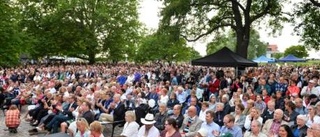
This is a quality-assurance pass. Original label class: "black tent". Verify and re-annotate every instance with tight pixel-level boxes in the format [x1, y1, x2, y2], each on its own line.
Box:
[191, 47, 258, 67]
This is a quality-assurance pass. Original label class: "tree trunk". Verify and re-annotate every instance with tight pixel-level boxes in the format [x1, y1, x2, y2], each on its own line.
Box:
[235, 28, 250, 59]
[88, 52, 95, 64]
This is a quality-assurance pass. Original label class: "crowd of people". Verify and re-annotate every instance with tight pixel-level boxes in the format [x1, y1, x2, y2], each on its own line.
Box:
[0, 63, 320, 137]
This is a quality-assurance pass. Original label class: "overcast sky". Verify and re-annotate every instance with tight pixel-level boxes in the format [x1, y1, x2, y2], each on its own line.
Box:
[138, 0, 319, 58]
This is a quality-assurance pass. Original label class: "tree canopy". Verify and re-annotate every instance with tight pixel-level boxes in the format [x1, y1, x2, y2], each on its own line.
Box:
[17, 0, 141, 64]
[159, 0, 287, 59]
[294, 0, 320, 50]
[0, 0, 28, 67]
[284, 45, 308, 58]
[135, 30, 201, 63]
[206, 29, 267, 59]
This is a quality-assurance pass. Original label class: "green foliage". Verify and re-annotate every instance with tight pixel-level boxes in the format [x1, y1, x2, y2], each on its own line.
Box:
[159, 0, 287, 59]
[0, 0, 26, 67]
[206, 29, 267, 59]
[272, 53, 284, 59]
[293, 1, 320, 50]
[284, 45, 308, 58]
[135, 31, 200, 63]
[17, 0, 141, 64]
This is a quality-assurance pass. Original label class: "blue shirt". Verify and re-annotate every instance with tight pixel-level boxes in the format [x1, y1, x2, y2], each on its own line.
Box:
[295, 107, 308, 115]
[275, 83, 288, 93]
[201, 122, 220, 137]
[220, 125, 242, 137]
[117, 75, 127, 86]
[293, 128, 300, 137]
[176, 92, 187, 104]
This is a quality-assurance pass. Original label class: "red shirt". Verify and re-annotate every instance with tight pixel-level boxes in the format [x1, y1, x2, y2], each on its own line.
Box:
[263, 95, 271, 104]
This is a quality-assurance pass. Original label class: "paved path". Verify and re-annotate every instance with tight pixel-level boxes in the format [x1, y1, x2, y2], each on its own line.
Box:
[0, 106, 123, 137]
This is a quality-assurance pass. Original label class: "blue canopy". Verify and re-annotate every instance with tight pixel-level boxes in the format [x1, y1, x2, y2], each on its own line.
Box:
[253, 55, 275, 63]
[278, 54, 306, 62]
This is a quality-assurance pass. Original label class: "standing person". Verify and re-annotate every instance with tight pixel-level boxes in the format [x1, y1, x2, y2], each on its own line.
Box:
[243, 120, 267, 137]
[137, 113, 160, 137]
[278, 125, 294, 137]
[5, 105, 20, 133]
[120, 111, 139, 137]
[160, 118, 181, 137]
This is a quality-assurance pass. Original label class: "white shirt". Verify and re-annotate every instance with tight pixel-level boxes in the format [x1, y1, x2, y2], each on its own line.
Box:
[301, 86, 319, 96]
[199, 109, 209, 122]
[49, 87, 57, 94]
[244, 115, 263, 130]
[305, 114, 320, 127]
[121, 121, 139, 137]
[137, 125, 160, 137]
[159, 95, 169, 104]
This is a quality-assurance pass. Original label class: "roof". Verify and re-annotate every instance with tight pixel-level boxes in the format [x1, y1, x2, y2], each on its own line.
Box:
[278, 54, 306, 62]
[191, 47, 258, 67]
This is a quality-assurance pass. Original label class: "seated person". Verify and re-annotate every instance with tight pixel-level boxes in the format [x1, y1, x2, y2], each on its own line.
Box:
[154, 103, 168, 131]
[169, 104, 184, 128]
[120, 111, 139, 137]
[45, 95, 78, 133]
[90, 121, 105, 137]
[99, 94, 125, 122]
[180, 106, 203, 137]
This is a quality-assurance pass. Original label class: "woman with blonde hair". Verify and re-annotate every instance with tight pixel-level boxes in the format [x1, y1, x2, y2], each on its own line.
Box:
[243, 99, 254, 115]
[244, 107, 263, 132]
[120, 111, 139, 137]
[74, 118, 90, 137]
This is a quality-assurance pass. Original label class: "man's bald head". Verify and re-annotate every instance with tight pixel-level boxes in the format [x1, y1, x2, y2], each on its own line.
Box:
[188, 106, 197, 117]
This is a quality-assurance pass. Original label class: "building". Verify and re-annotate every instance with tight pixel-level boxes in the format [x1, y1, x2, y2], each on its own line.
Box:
[266, 44, 279, 58]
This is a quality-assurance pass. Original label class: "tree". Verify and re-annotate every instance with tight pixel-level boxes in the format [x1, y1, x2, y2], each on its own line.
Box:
[206, 29, 267, 59]
[135, 31, 199, 63]
[272, 53, 284, 59]
[159, 0, 287, 59]
[0, 0, 26, 67]
[18, 0, 141, 64]
[284, 45, 308, 58]
[294, 0, 320, 50]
